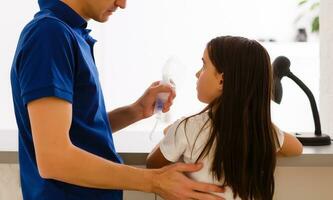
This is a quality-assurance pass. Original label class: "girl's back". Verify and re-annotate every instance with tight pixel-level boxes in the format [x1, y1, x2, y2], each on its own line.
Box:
[159, 112, 284, 200]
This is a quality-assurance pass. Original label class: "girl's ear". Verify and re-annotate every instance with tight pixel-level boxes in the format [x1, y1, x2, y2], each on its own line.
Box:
[218, 73, 224, 90]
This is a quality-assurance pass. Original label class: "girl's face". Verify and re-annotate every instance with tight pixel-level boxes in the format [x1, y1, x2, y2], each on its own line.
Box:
[196, 48, 223, 104]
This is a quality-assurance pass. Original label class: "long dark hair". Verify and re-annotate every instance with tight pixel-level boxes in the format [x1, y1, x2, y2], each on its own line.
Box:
[179, 36, 278, 200]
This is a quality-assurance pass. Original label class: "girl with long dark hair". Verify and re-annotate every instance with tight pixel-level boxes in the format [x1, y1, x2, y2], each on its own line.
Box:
[147, 36, 303, 200]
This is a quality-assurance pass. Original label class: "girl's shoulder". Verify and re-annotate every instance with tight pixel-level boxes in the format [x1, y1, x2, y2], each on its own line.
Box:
[187, 112, 210, 124]
[177, 112, 210, 132]
[171, 112, 211, 144]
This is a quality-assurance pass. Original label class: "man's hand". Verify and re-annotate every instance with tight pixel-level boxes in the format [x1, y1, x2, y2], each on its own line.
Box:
[108, 81, 175, 132]
[133, 81, 176, 119]
[151, 163, 225, 200]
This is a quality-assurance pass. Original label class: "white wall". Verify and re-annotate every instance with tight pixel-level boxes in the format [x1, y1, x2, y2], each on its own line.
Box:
[320, 0, 333, 140]
[0, 1, 39, 130]
[0, 0, 323, 138]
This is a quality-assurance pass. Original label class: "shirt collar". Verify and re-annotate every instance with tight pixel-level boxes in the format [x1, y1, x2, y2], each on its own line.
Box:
[38, 0, 87, 28]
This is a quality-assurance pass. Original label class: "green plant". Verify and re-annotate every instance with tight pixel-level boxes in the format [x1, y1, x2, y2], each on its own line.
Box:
[296, 0, 320, 33]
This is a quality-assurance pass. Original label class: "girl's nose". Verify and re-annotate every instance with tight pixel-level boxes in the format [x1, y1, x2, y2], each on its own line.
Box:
[195, 69, 201, 78]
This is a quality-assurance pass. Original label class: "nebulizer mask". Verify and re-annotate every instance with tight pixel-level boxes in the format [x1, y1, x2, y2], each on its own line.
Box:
[149, 56, 185, 141]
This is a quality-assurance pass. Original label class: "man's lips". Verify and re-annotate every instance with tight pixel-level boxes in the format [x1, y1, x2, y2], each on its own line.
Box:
[107, 7, 117, 13]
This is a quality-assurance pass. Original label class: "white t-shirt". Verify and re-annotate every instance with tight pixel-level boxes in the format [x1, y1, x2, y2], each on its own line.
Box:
[159, 112, 285, 200]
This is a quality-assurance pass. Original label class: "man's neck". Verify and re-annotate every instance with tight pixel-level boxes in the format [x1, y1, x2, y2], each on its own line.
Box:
[61, 0, 90, 21]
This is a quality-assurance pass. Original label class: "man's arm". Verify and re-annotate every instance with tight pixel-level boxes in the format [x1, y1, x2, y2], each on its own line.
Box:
[107, 104, 143, 133]
[28, 97, 224, 199]
[28, 97, 150, 190]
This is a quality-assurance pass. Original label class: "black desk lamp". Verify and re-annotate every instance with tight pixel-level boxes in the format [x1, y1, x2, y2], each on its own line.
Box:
[272, 56, 331, 146]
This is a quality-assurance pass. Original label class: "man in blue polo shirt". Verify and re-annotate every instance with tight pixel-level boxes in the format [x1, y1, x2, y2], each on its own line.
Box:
[10, 0, 225, 199]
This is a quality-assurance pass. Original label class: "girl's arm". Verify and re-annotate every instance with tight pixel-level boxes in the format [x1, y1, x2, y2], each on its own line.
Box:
[277, 132, 303, 156]
[147, 126, 174, 168]
[147, 144, 173, 169]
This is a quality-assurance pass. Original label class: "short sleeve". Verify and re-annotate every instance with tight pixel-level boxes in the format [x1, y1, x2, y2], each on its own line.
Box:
[159, 118, 188, 162]
[274, 126, 285, 152]
[16, 18, 75, 105]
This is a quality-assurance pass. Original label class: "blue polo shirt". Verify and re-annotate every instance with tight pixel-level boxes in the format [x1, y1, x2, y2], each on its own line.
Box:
[10, 0, 123, 199]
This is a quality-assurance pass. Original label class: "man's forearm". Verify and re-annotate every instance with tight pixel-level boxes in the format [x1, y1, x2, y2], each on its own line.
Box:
[108, 103, 143, 133]
[41, 143, 154, 192]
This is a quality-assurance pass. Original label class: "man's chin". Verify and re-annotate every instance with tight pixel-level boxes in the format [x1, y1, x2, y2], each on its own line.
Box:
[94, 16, 109, 23]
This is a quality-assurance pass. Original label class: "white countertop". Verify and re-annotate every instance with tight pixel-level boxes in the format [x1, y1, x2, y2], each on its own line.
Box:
[1, 130, 333, 166]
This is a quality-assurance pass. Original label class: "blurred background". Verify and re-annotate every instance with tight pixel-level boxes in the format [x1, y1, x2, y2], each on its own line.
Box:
[0, 0, 323, 142]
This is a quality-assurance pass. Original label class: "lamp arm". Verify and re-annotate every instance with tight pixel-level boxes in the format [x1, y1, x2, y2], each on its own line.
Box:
[287, 72, 322, 136]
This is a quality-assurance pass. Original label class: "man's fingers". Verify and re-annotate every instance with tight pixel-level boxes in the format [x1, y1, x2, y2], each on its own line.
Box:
[172, 162, 203, 173]
[149, 80, 176, 101]
[159, 163, 225, 200]
[191, 181, 225, 194]
[151, 83, 174, 94]
[171, 163, 225, 196]
[190, 191, 225, 200]
[151, 81, 160, 87]
[168, 88, 176, 100]
[162, 101, 172, 112]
